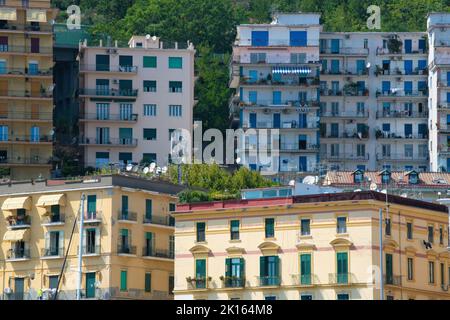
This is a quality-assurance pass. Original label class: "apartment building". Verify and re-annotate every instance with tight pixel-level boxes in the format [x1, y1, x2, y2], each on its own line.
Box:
[229, 13, 322, 181]
[173, 191, 450, 300]
[0, 0, 54, 179]
[428, 13, 450, 172]
[0, 174, 185, 300]
[79, 35, 195, 170]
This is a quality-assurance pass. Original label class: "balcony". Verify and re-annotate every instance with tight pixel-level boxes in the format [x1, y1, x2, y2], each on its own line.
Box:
[329, 273, 354, 285]
[320, 89, 342, 96]
[321, 153, 370, 161]
[243, 121, 319, 130]
[80, 245, 101, 256]
[280, 143, 319, 153]
[143, 215, 175, 227]
[321, 111, 369, 118]
[320, 47, 369, 55]
[6, 215, 31, 229]
[0, 112, 53, 122]
[231, 55, 320, 66]
[0, 46, 52, 55]
[0, 67, 53, 77]
[438, 81, 450, 88]
[322, 69, 369, 76]
[41, 213, 65, 226]
[376, 47, 427, 55]
[438, 103, 450, 111]
[376, 90, 428, 99]
[117, 244, 137, 255]
[258, 276, 281, 287]
[321, 131, 369, 139]
[241, 77, 319, 87]
[0, 157, 52, 166]
[0, 23, 53, 33]
[375, 132, 428, 140]
[236, 99, 319, 110]
[80, 113, 138, 123]
[376, 154, 429, 161]
[438, 124, 450, 134]
[79, 64, 138, 73]
[41, 247, 64, 259]
[7, 248, 30, 261]
[79, 88, 138, 99]
[79, 137, 138, 148]
[142, 247, 174, 260]
[384, 274, 402, 286]
[0, 135, 53, 145]
[186, 277, 211, 290]
[220, 276, 246, 289]
[291, 274, 316, 286]
[117, 211, 138, 222]
[376, 111, 428, 119]
[0, 90, 53, 99]
[83, 211, 102, 224]
[374, 67, 428, 76]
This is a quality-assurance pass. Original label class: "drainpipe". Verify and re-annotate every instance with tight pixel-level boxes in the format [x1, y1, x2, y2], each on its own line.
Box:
[2, 260, 5, 300]
[398, 210, 403, 300]
[436, 198, 450, 251]
[379, 208, 384, 300]
[76, 194, 86, 300]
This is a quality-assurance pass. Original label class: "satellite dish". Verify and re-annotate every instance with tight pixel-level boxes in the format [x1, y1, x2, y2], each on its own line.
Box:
[161, 166, 168, 174]
[236, 157, 241, 164]
[288, 180, 295, 186]
[302, 176, 317, 185]
[143, 167, 150, 174]
[401, 193, 408, 198]
[366, 62, 371, 68]
[132, 165, 139, 173]
[156, 167, 162, 174]
[126, 164, 133, 172]
[381, 189, 387, 194]
[370, 182, 378, 191]
[354, 189, 362, 192]
[149, 162, 156, 170]
[152, 36, 157, 41]
[145, 34, 151, 40]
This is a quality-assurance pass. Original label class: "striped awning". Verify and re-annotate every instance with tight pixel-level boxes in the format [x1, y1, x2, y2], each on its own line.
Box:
[1, 197, 31, 211]
[36, 194, 66, 207]
[3, 229, 30, 241]
[0, 8, 17, 21]
[26, 9, 47, 23]
[272, 66, 311, 75]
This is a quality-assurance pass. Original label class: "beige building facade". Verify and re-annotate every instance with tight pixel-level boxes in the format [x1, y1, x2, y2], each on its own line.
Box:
[0, 174, 184, 300]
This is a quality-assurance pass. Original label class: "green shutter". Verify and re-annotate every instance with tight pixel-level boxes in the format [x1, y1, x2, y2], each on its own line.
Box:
[121, 229, 128, 237]
[274, 256, 280, 278]
[260, 256, 267, 278]
[51, 205, 60, 216]
[239, 258, 245, 279]
[87, 195, 96, 213]
[169, 57, 183, 69]
[386, 253, 393, 282]
[225, 258, 231, 277]
[300, 254, 311, 284]
[196, 259, 206, 278]
[120, 270, 127, 291]
[265, 218, 274, 237]
[144, 273, 151, 292]
[121, 195, 128, 214]
[143, 56, 157, 68]
[145, 199, 152, 219]
[337, 252, 348, 283]
[145, 232, 153, 240]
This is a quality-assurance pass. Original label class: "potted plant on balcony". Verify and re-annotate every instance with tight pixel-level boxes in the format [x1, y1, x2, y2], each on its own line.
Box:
[387, 37, 402, 54]
[375, 129, 383, 139]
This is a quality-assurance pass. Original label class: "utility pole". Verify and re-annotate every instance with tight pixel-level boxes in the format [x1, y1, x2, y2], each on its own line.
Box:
[76, 193, 86, 300]
[379, 208, 384, 300]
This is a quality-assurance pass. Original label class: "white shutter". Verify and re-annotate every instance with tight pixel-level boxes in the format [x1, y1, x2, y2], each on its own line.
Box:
[44, 231, 50, 251]
[95, 227, 100, 252]
[59, 231, 64, 254]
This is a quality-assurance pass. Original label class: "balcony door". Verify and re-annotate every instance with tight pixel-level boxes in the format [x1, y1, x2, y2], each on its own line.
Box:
[95, 127, 109, 144]
[30, 38, 39, 53]
[85, 273, 96, 298]
[30, 126, 39, 142]
[14, 278, 24, 300]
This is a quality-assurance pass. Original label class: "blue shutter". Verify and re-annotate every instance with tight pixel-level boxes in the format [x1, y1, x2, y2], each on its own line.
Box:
[273, 91, 281, 104]
[418, 60, 427, 71]
[404, 60, 413, 75]
[249, 113, 257, 128]
[404, 39, 412, 53]
[382, 81, 391, 94]
[273, 113, 280, 128]
[404, 81, 413, 94]
[251, 31, 269, 47]
[290, 31, 307, 46]
[331, 39, 340, 53]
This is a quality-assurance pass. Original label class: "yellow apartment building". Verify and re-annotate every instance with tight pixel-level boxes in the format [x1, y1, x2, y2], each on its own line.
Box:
[173, 191, 450, 300]
[0, 0, 55, 179]
[0, 173, 184, 300]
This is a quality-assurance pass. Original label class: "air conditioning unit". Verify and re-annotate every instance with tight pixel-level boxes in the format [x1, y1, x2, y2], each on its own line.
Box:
[345, 34, 350, 39]
[112, 79, 118, 84]
[440, 27, 447, 32]
[396, 77, 402, 82]
[106, 49, 118, 54]
[263, 108, 271, 114]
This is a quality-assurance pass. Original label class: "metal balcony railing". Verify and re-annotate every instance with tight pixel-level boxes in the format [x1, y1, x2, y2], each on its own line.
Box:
[0, 157, 51, 165]
[79, 88, 138, 97]
[0, 112, 53, 121]
[292, 274, 316, 286]
[321, 131, 369, 139]
[243, 121, 319, 130]
[0, 45, 52, 54]
[117, 211, 138, 222]
[79, 137, 138, 147]
[41, 213, 65, 225]
[142, 247, 174, 259]
[375, 68, 428, 76]
[280, 143, 319, 152]
[258, 276, 281, 287]
[6, 215, 31, 228]
[143, 215, 175, 227]
[0, 23, 53, 32]
[7, 248, 30, 260]
[221, 276, 246, 288]
[80, 245, 101, 255]
[117, 244, 136, 255]
[83, 211, 102, 223]
[241, 78, 319, 86]
[187, 277, 210, 290]
[376, 90, 428, 98]
[0, 90, 53, 98]
[0, 135, 53, 143]
[321, 111, 369, 118]
[376, 111, 428, 118]
[329, 273, 353, 285]
[320, 47, 369, 55]
[376, 154, 429, 161]
[321, 153, 370, 161]
[237, 99, 319, 109]
[0, 67, 52, 76]
[80, 64, 138, 73]
[384, 274, 402, 286]
[80, 113, 138, 122]
[376, 132, 428, 140]
[41, 247, 64, 257]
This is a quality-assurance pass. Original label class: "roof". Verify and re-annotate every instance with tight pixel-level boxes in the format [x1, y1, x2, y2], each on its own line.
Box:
[323, 171, 450, 189]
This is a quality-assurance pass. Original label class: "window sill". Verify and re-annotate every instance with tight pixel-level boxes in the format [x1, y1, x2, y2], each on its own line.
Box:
[195, 241, 208, 245]
[264, 237, 277, 241]
[299, 235, 312, 240]
[229, 239, 241, 243]
[336, 233, 349, 237]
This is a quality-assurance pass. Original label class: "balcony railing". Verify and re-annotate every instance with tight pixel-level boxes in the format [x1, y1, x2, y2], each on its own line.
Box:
[6, 215, 31, 228]
[320, 48, 369, 55]
[80, 64, 138, 73]
[117, 244, 137, 255]
[0, 45, 52, 54]
[83, 211, 102, 223]
[376, 48, 427, 55]
[41, 213, 65, 225]
[232, 55, 320, 65]
[321, 153, 370, 161]
[0, 90, 53, 98]
[321, 131, 369, 139]
[292, 274, 315, 286]
[237, 99, 319, 109]
[320, 89, 343, 96]
[143, 215, 175, 227]
[384, 274, 402, 286]
[439, 124, 450, 133]
[258, 276, 281, 287]
[329, 273, 352, 285]
[79, 88, 138, 97]
[376, 90, 428, 98]
[142, 247, 174, 259]
[321, 111, 369, 118]
[280, 143, 319, 152]
[243, 121, 319, 130]
[241, 78, 319, 86]
[376, 111, 428, 118]
[0, 135, 53, 143]
[0, 112, 53, 121]
[79, 137, 138, 147]
[375, 67, 428, 76]
[0, 157, 51, 165]
[0, 67, 53, 76]
[187, 277, 210, 290]
[117, 211, 138, 222]
[376, 154, 429, 161]
[221, 276, 246, 288]
[7, 248, 30, 260]
[376, 132, 428, 140]
[0, 23, 53, 32]
[80, 245, 101, 255]
[41, 247, 64, 258]
[80, 113, 138, 122]
[438, 103, 450, 110]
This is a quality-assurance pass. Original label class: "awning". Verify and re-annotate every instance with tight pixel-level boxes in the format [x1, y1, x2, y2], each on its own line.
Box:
[36, 194, 66, 207]
[3, 229, 30, 242]
[1, 197, 31, 211]
[0, 8, 17, 21]
[272, 66, 311, 75]
[26, 9, 47, 22]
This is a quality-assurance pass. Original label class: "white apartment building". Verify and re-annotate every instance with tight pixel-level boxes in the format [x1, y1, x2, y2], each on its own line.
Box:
[428, 13, 450, 172]
[230, 12, 445, 181]
[79, 36, 195, 169]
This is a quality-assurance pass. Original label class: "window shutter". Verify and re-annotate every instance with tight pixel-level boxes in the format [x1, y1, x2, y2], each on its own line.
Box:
[274, 256, 280, 277]
[59, 231, 64, 252]
[260, 256, 267, 277]
[225, 258, 231, 277]
[145, 273, 151, 292]
[95, 227, 100, 249]
[239, 258, 245, 279]
[44, 231, 50, 250]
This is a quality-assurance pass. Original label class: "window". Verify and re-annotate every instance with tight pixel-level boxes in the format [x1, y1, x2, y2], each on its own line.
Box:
[290, 31, 307, 47]
[169, 81, 182, 93]
[144, 273, 151, 292]
[196, 222, 206, 242]
[337, 293, 349, 300]
[407, 222, 413, 240]
[169, 235, 175, 257]
[441, 263, 445, 286]
[169, 274, 174, 295]
[265, 296, 277, 300]
[143, 56, 157, 68]
[143, 80, 156, 92]
[301, 294, 313, 300]
[336, 252, 348, 284]
[195, 259, 207, 288]
[428, 225, 434, 244]
[143, 104, 156, 116]
[407, 257, 414, 280]
[337, 217, 347, 234]
[45, 231, 63, 256]
[230, 220, 240, 240]
[265, 218, 275, 238]
[143, 128, 157, 141]
[429, 261, 435, 284]
[169, 57, 183, 69]
[225, 258, 245, 287]
[49, 275, 59, 289]
[119, 104, 133, 121]
[169, 105, 182, 117]
[145, 199, 152, 221]
[301, 219, 310, 236]
[385, 253, 393, 284]
[260, 256, 280, 286]
[120, 270, 128, 291]
[385, 217, 391, 236]
[300, 254, 312, 285]
[439, 225, 444, 245]
[142, 153, 156, 165]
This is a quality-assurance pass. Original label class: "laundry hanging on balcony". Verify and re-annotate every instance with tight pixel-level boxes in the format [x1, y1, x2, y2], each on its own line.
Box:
[272, 66, 311, 75]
